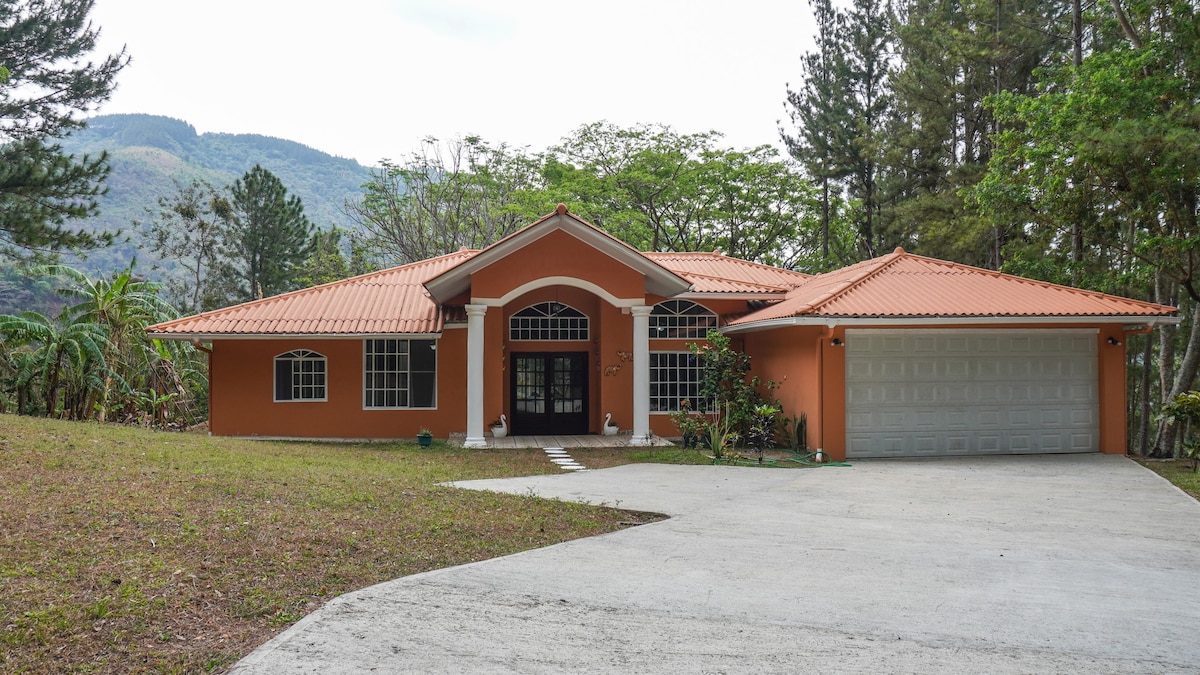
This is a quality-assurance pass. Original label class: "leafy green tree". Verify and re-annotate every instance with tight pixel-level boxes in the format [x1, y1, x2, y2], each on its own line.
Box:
[143, 179, 236, 312]
[548, 122, 823, 268]
[227, 164, 314, 300]
[0, 0, 128, 257]
[296, 227, 352, 287]
[974, 7, 1200, 456]
[346, 136, 544, 265]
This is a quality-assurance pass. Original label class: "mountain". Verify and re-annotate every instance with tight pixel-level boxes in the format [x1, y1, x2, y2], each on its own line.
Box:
[57, 113, 376, 276]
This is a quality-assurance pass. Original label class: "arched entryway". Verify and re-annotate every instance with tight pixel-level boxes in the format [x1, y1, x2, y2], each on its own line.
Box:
[506, 301, 591, 436]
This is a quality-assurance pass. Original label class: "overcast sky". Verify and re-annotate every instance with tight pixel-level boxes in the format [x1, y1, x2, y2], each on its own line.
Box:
[88, 0, 817, 167]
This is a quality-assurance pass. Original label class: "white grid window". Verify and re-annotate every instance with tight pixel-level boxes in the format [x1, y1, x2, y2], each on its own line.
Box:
[364, 339, 437, 408]
[649, 352, 707, 412]
[274, 350, 327, 401]
[651, 300, 717, 339]
[509, 302, 589, 341]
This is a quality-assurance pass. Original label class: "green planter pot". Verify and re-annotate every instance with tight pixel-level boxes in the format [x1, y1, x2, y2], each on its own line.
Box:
[417, 435, 432, 447]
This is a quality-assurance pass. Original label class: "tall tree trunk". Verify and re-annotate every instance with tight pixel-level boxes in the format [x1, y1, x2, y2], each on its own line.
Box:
[1154, 298, 1199, 457]
[1137, 331, 1154, 455]
[821, 176, 830, 265]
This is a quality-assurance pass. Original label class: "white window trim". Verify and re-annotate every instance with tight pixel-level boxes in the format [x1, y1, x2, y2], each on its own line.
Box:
[361, 338, 439, 410]
[509, 302, 590, 341]
[273, 349, 328, 403]
[648, 350, 708, 414]
[650, 300, 718, 341]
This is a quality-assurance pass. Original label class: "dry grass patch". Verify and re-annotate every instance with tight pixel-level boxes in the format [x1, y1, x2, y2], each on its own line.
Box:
[0, 415, 663, 674]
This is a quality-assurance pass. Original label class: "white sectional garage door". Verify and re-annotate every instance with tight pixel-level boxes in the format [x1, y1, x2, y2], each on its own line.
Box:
[844, 329, 1098, 458]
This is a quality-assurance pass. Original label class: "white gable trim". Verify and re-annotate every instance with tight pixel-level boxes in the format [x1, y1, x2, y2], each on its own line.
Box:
[424, 210, 691, 303]
[474, 276, 643, 308]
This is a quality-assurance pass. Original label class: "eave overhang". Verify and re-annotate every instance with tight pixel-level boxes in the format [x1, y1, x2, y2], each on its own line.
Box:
[720, 314, 1183, 335]
[148, 332, 444, 342]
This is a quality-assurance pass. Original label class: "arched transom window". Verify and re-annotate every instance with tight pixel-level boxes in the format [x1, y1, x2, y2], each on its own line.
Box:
[274, 349, 327, 401]
[509, 302, 589, 341]
[651, 300, 717, 339]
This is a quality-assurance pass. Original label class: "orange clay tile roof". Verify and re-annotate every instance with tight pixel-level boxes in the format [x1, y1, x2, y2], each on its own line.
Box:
[729, 248, 1178, 325]
[147, 250, 479, 337]
[644, 252, 808, 294]
[148, 248, 805, 338]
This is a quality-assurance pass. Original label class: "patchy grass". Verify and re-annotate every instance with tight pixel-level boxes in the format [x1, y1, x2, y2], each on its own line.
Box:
[1137, 458, 1200, 501]
[0, 415, 666, 674]
[556, 445, 714, 469]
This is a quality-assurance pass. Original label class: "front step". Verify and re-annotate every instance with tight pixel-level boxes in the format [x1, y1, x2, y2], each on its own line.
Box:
[544, 447, 586, 471]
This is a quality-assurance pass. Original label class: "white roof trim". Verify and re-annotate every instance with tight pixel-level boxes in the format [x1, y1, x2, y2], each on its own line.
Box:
[721, 314, 1181, 334]
[149, 333, 444, 342]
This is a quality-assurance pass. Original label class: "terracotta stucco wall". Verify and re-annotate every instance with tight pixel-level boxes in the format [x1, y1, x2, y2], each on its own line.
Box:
[743, 325, 831, 454]
[471, 229, 646, 300]
[210, 334, 467, 439]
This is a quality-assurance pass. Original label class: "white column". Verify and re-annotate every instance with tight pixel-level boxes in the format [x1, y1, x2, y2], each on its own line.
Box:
[629, 305, 652, 446]
[464, 304, 488, 448]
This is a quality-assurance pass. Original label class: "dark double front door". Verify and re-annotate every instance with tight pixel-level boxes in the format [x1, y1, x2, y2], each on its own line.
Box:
[510, 352, 588, 435]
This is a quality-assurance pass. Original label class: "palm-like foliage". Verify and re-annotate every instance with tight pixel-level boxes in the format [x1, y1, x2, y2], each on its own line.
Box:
[0, 310, 107, 417]
[0, 262, 199, 424]
[37, 262, 178, 420]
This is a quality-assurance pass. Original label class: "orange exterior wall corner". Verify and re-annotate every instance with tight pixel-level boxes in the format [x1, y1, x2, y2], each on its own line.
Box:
[742, 325, 847, 461]
[1097, 326, 1128, 455]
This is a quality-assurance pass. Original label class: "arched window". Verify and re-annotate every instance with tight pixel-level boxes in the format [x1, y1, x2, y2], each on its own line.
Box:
[274, 350, 327, 401]
[509, 302, 589, 341]
[651, 300, 717, 339]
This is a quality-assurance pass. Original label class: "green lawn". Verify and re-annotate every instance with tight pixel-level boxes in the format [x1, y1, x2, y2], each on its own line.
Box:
[0, 415, 688, 674]
[1137, 458, 1200, 501]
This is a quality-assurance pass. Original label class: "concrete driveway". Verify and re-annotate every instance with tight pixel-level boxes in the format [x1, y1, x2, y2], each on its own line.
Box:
[231, 455, 1200, 673]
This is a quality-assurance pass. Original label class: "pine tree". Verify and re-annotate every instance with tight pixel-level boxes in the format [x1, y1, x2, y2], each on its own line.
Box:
[782, 0, 894, 262]
[782, 0, 854, 269]
[884, 0, 1067, 269]
[226, 165, 313, 301]
[0, 0, 128, 257]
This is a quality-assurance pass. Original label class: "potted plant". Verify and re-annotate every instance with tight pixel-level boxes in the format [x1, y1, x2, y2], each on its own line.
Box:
[417, 428, 433, 447]
[490, 414, 507, 438]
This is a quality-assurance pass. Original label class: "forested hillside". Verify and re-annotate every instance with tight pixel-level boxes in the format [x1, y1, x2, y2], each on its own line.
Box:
[58, 114, 374, 274]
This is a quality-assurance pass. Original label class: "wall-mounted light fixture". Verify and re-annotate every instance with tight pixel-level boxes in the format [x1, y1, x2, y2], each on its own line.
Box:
[1107, 337, 1122, 346]
[831, 338, 844, 347]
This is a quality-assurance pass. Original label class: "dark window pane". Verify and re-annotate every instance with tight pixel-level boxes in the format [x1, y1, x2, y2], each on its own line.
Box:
[275, 360, 292, 401]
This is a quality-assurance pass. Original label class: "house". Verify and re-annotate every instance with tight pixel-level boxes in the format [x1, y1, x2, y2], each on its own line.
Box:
[147, 205, 1178, 461]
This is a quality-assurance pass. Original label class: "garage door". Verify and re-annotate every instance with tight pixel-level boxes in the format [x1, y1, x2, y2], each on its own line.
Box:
[844, 329, 1098, 458]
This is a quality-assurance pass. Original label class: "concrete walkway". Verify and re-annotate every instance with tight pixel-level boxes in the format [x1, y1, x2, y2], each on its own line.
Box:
[230, 455, 1200, 673]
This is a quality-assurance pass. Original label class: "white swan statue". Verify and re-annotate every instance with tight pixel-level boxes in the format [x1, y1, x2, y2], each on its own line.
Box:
[603, 412, 619, 436]
[492, 414, 507, 438]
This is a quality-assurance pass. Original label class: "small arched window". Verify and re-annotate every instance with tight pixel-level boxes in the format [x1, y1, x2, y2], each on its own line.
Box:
[509, 302, 589, 341]
[274, 349, 327, 401]
[651, 300, 717, 339]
